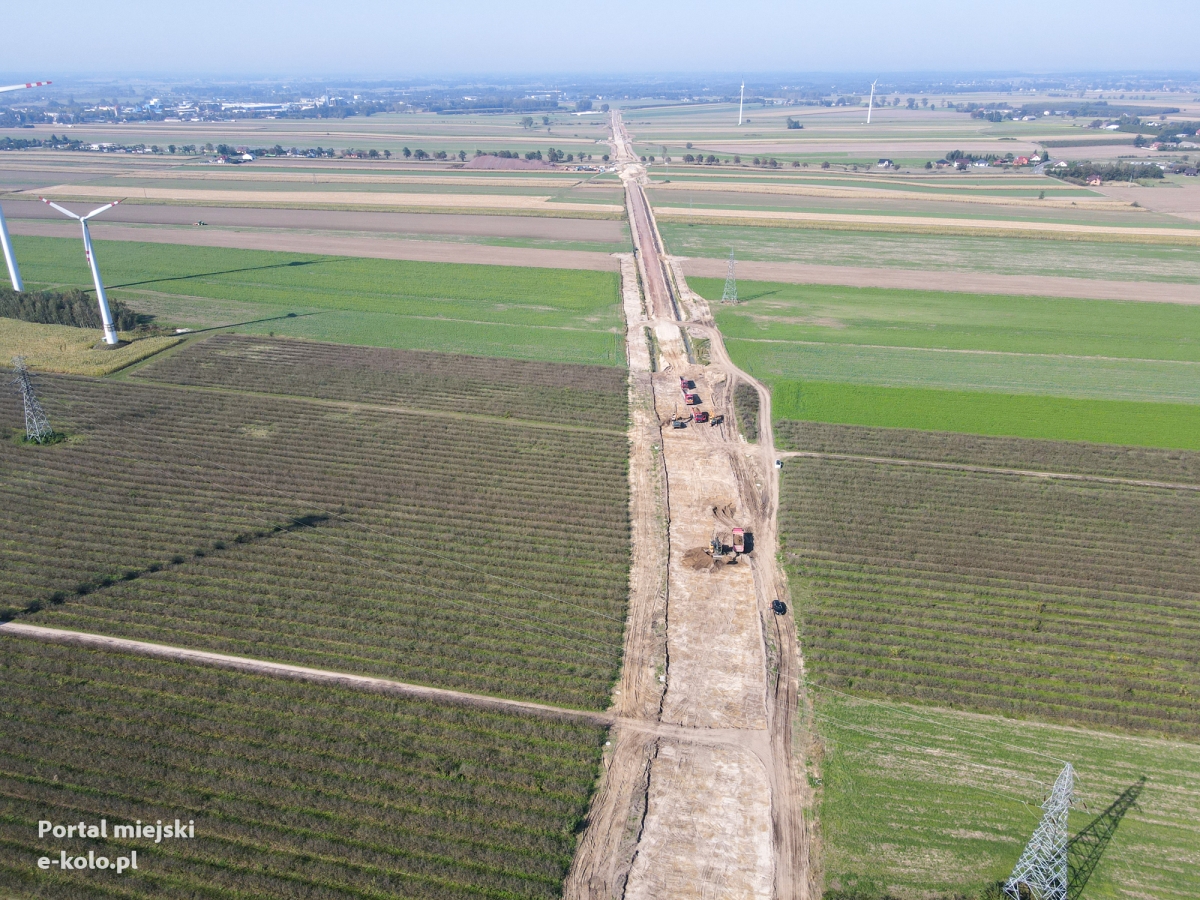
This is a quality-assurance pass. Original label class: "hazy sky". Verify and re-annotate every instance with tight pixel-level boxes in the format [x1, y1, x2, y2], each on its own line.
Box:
[6, 0, 1199, 79]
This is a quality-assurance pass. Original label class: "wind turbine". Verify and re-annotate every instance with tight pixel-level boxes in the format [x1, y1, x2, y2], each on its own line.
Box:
[41, 198, 124, 345]
[866, 79, 877, 124]
[738, 81, 745, 126]
[0, 80, 52, 290]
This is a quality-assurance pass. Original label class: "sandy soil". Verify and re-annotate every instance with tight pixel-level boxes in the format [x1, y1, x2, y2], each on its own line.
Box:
[4, 197, 626, 240]
[656, 205, 1200, 242]
[1098, 182, 1200, 223]
[28, 184, 624, 215]
[6, 219, 621, 272]
[679, 256, 1200, 305]
[625, 740, 774, 900]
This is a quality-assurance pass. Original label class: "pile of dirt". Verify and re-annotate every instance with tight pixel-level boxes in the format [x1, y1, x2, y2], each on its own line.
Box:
[465, 156, 554, 170]
[682, 547, 714, 571]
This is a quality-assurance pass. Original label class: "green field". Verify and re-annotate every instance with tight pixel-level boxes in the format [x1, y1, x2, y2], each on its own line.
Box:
[771, 380, 1200, 448]
[0, 638, 605, 900]
[663, 224, 1200, 283]
[694, 277, 1200, 446]
[813, 692, 1200, 900]
[5, 359, 630, 710]
[13, 236, 625, 366]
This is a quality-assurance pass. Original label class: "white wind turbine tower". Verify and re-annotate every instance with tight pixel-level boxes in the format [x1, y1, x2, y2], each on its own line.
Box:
[0, 80, 52, 290]
[866, 79, 878, 124]
[738, 81, 745, 126]
[41, 198, 124, 345]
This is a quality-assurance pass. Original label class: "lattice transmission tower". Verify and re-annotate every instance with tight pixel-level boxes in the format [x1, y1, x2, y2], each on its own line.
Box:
[721, 249, 738, 304]
[10, 356, 54, 443]
[1004, 763, 1074, 900]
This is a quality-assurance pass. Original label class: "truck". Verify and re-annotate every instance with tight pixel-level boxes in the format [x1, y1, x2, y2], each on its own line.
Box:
[680, 376, 692, 391]
[732, 527, 745, 553]
[692, 410, 709, 424]
[684, 392, 700, 406]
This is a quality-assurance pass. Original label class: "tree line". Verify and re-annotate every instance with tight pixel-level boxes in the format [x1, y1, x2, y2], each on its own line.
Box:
[0, 288, 142, 331]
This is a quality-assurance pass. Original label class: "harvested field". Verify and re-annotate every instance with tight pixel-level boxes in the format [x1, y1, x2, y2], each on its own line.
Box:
[775, 420, 1200, 483]
[778, 430, 1200, 737]
[9, 220, 622, 273]
[134, 334, 628, 429]
[2, 375, 630, 709]
[681, 256, 1200, 305]
[0, 638, 605, 900]
[29, 184, 624, 216]
[0, 319, 180, 376]
[4, 197, 629, 241]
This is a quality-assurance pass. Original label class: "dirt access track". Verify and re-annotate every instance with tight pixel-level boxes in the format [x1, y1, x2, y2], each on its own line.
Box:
[565, 111, 810, 900]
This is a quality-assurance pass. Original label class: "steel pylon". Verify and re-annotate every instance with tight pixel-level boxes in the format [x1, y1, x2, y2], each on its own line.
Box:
[10, 357, 53, 443]
[1004, 763, 1074, 900]
[721, 249, 738, 304]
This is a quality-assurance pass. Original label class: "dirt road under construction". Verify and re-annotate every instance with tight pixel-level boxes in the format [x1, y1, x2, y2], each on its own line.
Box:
[566, 112, 811, 900]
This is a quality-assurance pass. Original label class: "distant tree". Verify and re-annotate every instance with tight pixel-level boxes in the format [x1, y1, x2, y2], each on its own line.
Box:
[906, 97, 916, 109]
[402, 146, 411, 158]
[925, 160, 933, 169]
[576, 99, 592, 112]
[602, 154, 609, 162]
[686, 142, 693, 149]
[521, 116, 534, 128]
[413, 149, 428, 160]
[733, 154, 741, 163]
[384, 149, 391, 159]
[168, 144, 176, 154]
[601, 103, 610, 112]
[792, 160, 800, 167]
[458, 150, 467, 161]
[541, 115, 550, 125]
[434, 150, 448, 160]
[706, 155, 717, 164]
[821, 161, 830, 168]
[684, 154, 695, 163]
[368, 149, 379, 158]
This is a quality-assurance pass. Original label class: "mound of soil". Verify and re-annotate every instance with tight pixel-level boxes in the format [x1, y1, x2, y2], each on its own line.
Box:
[465, 156, 554, 170]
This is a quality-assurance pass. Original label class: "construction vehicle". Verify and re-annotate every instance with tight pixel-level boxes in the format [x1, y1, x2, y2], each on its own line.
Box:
[679, 376, 692, 391]
[671, 419, 687, 429]
[732, 527, 745, 553]
[709, 414, 724, 427]
[692, 410, 709, 424]
[684, 392, 700, 405]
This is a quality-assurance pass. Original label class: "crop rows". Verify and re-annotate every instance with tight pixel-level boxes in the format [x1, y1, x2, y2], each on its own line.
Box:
[776, 420, 1200, 483]
[780, 455, 1200, 736]
[135, 334, 628, 429]
[0, 639, 605, 900]
[1, 376, 630, 709]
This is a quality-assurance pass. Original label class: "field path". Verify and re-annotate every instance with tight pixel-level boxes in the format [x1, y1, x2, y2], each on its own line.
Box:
[566, 111, 809, 900]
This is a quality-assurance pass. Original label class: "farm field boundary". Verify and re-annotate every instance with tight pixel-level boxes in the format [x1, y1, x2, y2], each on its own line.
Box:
[0, 622, 613, 725]
[0, 637, 608, 900]
[656, 208, 1200, 245]
[771, 380, 1200, 448]
[8, 219, 623, 273]
[27, 185, 626, 217]
[0, 319, 181, 376]
[681, 256, 1200, 305]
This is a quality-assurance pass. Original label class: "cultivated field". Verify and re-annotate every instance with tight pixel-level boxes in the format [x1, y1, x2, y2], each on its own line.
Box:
[14, 236, 626, 365]
[0, 638, 606, 899]
[0, 319, 180, 376]
[777, 423, 1200, 737]
[692, 277, 1200, 446]
[662, 223, 1200, 284]
[134, 334, 628, 428]
[3, 361, 630, 710]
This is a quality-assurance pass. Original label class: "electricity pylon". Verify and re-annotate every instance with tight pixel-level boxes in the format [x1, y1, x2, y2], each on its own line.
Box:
[721, 250, 738, 305]
[1066, 778, 1144, 900]
[1004, 763, 1074, 900]
[10, 357, 53, 443]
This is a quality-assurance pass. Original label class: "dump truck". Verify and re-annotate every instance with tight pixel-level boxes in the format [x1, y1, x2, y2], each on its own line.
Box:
[684, 392, 700, 405]
[692, 410, 709, 424]
[680, 376, 692, 391]
[732, 527, 745, 553]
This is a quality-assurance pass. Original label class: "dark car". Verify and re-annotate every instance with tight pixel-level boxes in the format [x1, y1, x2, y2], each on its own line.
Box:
[772, 599, 787, 616]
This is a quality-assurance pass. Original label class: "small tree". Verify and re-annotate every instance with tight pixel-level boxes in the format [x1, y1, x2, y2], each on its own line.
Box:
[520, 116, 534, 129]
[458, 150, 467, 161]
[402, 146, 411, 158]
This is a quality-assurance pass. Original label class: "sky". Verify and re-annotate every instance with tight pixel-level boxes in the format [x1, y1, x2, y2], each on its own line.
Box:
[5, 0, 1200, 79]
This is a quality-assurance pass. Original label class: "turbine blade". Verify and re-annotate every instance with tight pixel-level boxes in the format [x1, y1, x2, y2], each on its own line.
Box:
[0, 81, 51, 94]
[40, 198, 81, 220]
[81, 199, 124, 221]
